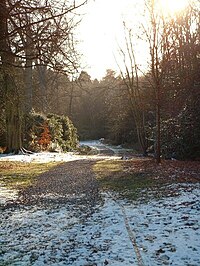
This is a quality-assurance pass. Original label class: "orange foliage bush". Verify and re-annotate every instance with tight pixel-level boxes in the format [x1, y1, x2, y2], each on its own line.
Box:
[0, 147, 7, 154]
[38, 123, 51, 150]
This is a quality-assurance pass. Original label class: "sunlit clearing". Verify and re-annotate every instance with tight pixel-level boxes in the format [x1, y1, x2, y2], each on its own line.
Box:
[159, 0, 189, 15]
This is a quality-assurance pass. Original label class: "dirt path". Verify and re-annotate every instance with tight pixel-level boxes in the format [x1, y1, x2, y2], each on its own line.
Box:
[1, 154, 200, 266]
[17, 159, 145, 265]
[19, 160, 101, 210]
[1, 158, 141, 265]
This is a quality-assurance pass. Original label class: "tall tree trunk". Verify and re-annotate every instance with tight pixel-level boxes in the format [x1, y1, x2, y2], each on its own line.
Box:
[5, 74, 22, 153]
[68, 83, 74, 118]
[37, 65, 48, 113]
[156, 84, 161, 163]
[0, 0, 22, 153]
[24, 20, 34, 113]
[24, 63, 33, 112]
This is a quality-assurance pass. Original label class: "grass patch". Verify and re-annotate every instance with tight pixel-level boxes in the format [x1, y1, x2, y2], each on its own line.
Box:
[94, 160, 123, 179]
[93, 159, 157, 201]
[0, 161, 61, 190]
[93, 158, 200, 202]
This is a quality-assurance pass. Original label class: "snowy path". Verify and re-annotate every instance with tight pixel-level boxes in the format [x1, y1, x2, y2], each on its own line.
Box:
[1, 185, 200, 266]
[0, 195, 137, 266]
[117, 184, 200, 266]
[0, 150, 200, 265]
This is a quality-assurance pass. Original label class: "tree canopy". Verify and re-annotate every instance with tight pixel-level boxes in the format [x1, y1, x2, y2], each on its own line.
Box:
[0, 0, 199, 160]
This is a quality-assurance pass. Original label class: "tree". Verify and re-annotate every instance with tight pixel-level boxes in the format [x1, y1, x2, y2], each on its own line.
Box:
[118, 24, 149, 155]
[159, 1, 200, 159]
[0, 0, 22, 153]
[0, 0, 87, 153]
[143, 0, 173, 163]
[143, 0, 200, 161]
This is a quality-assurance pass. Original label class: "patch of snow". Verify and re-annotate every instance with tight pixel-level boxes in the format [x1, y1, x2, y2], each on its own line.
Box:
[0, 184, 18, 205]
[121, 184, 200, 266]
[80, 140, 103, 147]
[0, 197, 137, 265]
[0, 140, 128, 163]
[0, 151, 120, 164]
[1, 147, 199, 265]
[1, 184, 200, 265]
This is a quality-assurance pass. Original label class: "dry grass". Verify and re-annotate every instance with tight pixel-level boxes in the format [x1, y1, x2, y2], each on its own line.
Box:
[123, 158, 200, 183]
[0, 161, 61, 189]
[93, 158, 200, 200]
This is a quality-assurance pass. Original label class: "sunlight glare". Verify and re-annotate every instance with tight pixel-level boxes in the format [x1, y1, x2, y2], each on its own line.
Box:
[159, 0, 189, 15]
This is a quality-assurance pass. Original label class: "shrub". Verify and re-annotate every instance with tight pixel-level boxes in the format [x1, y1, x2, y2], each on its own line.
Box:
[25, 111, 46, 151]
[25, 112, 79, 152]
[38, 122, 51, 150]
[47, 114, 79, 151]
[161, 97, 200, 160]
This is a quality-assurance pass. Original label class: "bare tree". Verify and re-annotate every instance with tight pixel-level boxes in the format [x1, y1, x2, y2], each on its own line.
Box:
[142, 0, 172, 163]
[117, 24, 148, 155]
[143, 0, 200, 162]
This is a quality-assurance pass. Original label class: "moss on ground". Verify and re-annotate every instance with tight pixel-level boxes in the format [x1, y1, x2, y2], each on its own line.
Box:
[0, 161, 60, 190]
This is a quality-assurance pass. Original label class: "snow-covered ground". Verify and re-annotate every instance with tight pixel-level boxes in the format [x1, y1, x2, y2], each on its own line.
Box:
[80, 140, 134, 156]
[0, 151, 92, 163]
[0, 150, 200, 265]
[1, 186, 200, 266]
[0, 139, 129, 163]
[0, 150, 118, 164]
[122, 184, 200, 265]
[80, 140, 102, 147]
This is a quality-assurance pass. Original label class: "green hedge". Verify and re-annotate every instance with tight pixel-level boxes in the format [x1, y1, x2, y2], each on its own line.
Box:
[25, 112, 79, 152]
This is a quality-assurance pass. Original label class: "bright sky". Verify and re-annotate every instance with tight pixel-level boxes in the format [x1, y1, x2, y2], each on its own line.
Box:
[77, 0, 190, 80]
[77, 0, 141, 79]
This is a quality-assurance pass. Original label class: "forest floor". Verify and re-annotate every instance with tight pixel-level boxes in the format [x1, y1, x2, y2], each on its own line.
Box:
[0, 145, 200, 266]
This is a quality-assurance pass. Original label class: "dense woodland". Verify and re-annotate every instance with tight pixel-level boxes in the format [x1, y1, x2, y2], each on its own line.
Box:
[0, 0, 199, 162]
